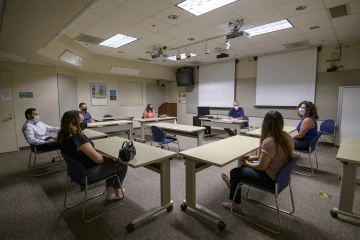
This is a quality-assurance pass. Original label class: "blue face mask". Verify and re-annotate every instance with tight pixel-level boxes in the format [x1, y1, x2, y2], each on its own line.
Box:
[298, 108, 306, 115]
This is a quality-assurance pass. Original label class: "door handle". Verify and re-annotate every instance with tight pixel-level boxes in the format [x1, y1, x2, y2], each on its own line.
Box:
[3, 117, 13, 122]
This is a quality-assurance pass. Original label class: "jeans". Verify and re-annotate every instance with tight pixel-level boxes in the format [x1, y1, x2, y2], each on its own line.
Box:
[294, 139, 311, 150]
[86, 160, 128, 188]
[229, 166, 275, 204]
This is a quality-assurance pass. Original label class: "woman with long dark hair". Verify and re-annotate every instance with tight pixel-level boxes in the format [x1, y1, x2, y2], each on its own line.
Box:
[143, 104, 155, 119]
[58, 110, 128, 200]
[293, 100, 319, 150]
[221, 110, 294, 213]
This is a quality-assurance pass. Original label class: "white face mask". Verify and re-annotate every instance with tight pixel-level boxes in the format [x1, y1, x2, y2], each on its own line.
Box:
[298, 108, 306, 115]
[234, 106, 239, 110]
[33, 115, 39, 122]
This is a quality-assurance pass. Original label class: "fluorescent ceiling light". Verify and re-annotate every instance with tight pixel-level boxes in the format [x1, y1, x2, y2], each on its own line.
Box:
[58, 50, 86, 67]
[177, 0, 237, 16]
[167, 53, 197, 61]
[99, 34, 137, 48]
[110, 66, 140, 76]
[244, 19, 293, 37]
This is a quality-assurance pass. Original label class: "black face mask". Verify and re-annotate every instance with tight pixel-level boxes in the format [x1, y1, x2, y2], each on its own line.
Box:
[82, 108, 87, 112]
[80, 122, 87, 130]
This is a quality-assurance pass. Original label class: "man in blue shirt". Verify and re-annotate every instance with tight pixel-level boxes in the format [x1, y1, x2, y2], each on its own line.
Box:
[79, 103, 94, 123]
[225, 101, 245, 136]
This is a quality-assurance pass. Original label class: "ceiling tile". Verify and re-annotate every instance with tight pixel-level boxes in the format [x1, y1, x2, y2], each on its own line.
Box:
[337, 31, 360, 41]
[247, 7, 286, 26]
[75, 41, 94, 48]
[107, 5, 148, 25]
[279, 0, 325, 18]
[307, 35, 338, 45]
[153, 6, 195, 25]
[197, 27, 227, 38]
[236, 44, 259, 51]
[332, 13, 360, 28]
[121, 26, 153, 38]
[94, 18, 131, 32]
[272, 0, 297, 6]
[230, 0, 276, 17]
[143, 33, 172, 43]
[65, 31, 80, 38]
[303, 28, 335, 39]
[267, 27, 301, 39]
[243, 34, 274, 44]
[83, 26, 116, 39]
[276, 34, 306, 44]
[288, 9, 330, 26]
[335, 23, 360, 35]
[0, 51, 27, 63]
[177, 17, 216, 33]
[253, 39, 283, 48]
[77, 13, 103, 25]
[260, 44, 287, 53]
[123, 0, 172, 16]
[162, 39, 185, 48]
[68, 23, 90, 33]
[116, 44, 142, 53]
[129, 39, 155, 49]
[350, 1, 360, 14]
[199, 6, 242, 26]
[134, 17, 172, 33]
[89, 45, 112, 54]
[160, 26, 190, 38]
[177, 33, 206, 43]
[297, 20, 333, 33]
[228, 39, 252, 49]
[242, 48, 266, 55]
[108, 0, 126, 4]
[89, 0, 119, 16]
[323, 0, 355, 8]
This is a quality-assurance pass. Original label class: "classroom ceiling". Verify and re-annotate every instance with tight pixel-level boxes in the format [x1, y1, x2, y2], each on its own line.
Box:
[0, 0, 360, 73]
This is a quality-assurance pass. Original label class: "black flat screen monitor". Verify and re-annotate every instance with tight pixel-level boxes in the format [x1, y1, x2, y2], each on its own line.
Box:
[176, 68, 194, 86]
[197, 106, 210, 116]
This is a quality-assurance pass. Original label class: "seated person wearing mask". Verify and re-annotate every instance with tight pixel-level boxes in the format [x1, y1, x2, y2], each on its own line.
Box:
[293, 100, 319, 150]
[22, 108, 60, 151]
[224, 101, 245, 136]
[79, 103, 94, 123]
[143, 104, 155, 119]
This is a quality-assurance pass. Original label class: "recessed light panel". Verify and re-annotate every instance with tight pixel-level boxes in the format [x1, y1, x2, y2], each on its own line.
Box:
[244, 19, 293, 37]
[167, 53, 197, 61]
[177, 0, 237, 16]
[99, 34, 137, 48]
[58, 50, 86, 67]
[110, 66, 140, 76]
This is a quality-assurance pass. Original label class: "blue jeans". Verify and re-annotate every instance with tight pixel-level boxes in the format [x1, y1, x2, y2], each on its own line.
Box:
[229, 166, 275, 204]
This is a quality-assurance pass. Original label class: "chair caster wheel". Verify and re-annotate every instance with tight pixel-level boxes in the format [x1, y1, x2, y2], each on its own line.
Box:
[180, 203, 187, 211]
[52, 158, 56, 163]
[126, 223, 135, 233]
[217, 221, 226, 231]
[167, 205, 173, 213]
[330, 210, 338, 218]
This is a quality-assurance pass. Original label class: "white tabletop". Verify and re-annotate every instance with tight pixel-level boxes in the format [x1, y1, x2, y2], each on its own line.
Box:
[83, 129, 107, 139]
[199, 118, 248, 124]
[246, 126, 297, 137]
[93, 116, 133, 121]
[180, 135, 260, 167]
[146, 122, 205, 133]
[336, 138, 360, 164]
[87, 120, 133, 127]
[92, 137, 176, 168]
[134, 116, 177, 122]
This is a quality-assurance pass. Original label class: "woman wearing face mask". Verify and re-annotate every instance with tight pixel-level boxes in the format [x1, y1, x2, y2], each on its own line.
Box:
[58, 110, 128, 200]
[143, 104, 155, 119]
[293, 100, 319, 150]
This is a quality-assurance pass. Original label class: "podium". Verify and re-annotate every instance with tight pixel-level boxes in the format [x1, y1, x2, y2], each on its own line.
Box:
[158, 103, 177, 117]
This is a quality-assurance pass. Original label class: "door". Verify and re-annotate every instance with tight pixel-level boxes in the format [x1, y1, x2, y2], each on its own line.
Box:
[0, 71, 17, 153]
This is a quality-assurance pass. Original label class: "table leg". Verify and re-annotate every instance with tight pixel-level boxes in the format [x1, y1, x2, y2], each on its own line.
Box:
[339, 162, 356, 212]
[197, 131, 204, 146]
[128, 123, 133, 140]
[236, 125, 241, 135]
[141, 122, 145, 141]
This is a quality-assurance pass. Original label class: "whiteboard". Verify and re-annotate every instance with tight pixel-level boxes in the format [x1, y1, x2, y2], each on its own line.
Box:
[256, 48, 317, 106]
[199, 61, 235, 107]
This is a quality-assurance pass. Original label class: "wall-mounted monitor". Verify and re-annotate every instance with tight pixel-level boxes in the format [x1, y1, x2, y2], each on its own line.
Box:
[176, 67, 194, 86]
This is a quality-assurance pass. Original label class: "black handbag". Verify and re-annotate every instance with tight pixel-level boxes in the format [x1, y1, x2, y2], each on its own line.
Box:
[118, 141, 136, 162]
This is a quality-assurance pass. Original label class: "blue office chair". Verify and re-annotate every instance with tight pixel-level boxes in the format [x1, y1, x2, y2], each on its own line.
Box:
[232, 154, 301, 234]
[294, 131, 322, 176]
[150, 126, 180, 152]
[103, 114, 113, 118]
[243, 116, 249, 132]
[28, 143, 64, 177]
[319, 119, 335, 147]
[61, 152, 125, 222]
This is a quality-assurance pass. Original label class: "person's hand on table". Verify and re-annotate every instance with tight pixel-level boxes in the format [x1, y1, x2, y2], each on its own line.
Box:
[45, 139, 55, 144]
[227, 116, 231, 120]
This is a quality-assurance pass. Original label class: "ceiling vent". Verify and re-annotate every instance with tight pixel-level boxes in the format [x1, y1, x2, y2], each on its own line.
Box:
[73, 34, 105, 45]
[110, 66, 140, 76]
[283, 40, 311, 49]
[329, 5, 347, 19]
[137, 58, 152, 62]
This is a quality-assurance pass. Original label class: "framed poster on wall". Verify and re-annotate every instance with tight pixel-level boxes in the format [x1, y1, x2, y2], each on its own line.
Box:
[91, 83, 107, 106]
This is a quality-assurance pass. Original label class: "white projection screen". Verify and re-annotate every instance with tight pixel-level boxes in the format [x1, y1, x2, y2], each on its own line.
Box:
[256, 48, 317, 106]
[199, 61, 235, 107]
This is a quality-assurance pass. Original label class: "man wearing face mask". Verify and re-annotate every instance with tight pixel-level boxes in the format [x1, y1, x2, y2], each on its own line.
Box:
[79, 103, 94, 123]
[22, 108, 60, 151]
[224, 101, 245, 136]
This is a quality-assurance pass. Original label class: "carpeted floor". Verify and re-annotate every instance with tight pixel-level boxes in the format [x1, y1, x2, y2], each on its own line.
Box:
[0, 129, 359, 240]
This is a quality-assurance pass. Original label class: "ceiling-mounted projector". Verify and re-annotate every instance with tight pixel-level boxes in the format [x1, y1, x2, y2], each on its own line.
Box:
[151, 47, 167, 59]
[226, 30, 250, 40]
[217, 53, 229, 59]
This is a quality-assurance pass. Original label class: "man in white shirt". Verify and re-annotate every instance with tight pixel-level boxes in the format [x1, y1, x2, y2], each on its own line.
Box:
[22, 108, 60, 151]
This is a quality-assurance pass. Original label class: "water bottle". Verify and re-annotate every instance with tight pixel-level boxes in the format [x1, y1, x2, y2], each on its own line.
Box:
[174, 119, 177, 126]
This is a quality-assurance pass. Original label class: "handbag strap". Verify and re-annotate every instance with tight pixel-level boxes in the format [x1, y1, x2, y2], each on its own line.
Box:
[121, 141, 128, 149]
[128, 141, 134, 147]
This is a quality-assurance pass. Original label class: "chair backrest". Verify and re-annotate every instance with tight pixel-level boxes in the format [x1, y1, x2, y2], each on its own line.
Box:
[151, 126, 165, 143]
[320, 119, 335, 133]
[243, 116, 249, 128]
[103, 114, 113, 118]
[142, 115, 144, 119]
[309, 131, 322, 153]
[275, 154, 301, 193]
[61, 152, 86, 186]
